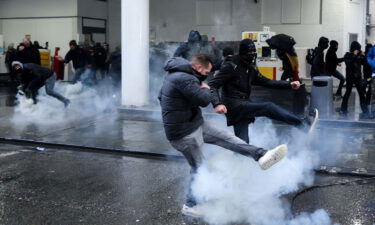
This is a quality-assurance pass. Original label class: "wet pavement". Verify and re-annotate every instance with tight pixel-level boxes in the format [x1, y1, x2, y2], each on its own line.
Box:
[0, 90, 375, 224]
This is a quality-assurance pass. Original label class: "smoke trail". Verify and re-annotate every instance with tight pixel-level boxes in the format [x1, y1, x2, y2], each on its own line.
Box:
[190, 118, 339, 225]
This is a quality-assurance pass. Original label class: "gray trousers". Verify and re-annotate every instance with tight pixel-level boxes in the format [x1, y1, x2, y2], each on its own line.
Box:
[170, 121, 266, 207]
[170, 121, 266, 172]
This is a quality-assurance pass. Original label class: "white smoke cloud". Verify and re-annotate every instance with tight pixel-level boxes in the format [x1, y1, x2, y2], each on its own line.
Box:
[190, 118, 339, 225]
[11, 70, 119, 128]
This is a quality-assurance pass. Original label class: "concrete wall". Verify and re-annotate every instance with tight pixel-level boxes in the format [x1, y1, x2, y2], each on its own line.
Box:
[0, 0, 77, 18]
[78, 0, 108, 19]
[149, 0, 366, 52]
[368, 0, 375, 44]
[108, 0, 121, 51]
[0, 0, 78, 56]
[150, 0, 262, 42]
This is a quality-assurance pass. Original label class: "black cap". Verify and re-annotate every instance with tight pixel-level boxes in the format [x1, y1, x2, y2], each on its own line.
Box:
[239, 39, 256, 55]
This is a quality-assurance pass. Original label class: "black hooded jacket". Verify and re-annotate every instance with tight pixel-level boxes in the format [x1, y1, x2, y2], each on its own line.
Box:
[173, 31, 221, 70]
[159, 57, 211, 141]
[325, 44, 344, 73]
[310, 37, 329, 77]
[173, 31, 202, 60]
[344, 41, 365, 80]
[208, 55, 291, 126]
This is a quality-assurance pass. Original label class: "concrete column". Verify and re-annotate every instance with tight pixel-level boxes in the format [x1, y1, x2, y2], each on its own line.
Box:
[121, 0, 149, 106]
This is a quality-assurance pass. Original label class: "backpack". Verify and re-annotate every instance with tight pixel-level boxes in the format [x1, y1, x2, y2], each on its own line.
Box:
[306, 48, 316, 65]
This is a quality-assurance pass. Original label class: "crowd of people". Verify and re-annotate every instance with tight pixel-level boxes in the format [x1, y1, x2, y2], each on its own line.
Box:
[4, 38, 122, 107]
[3, 32, 375, 119]
[309, 36, 375, 118]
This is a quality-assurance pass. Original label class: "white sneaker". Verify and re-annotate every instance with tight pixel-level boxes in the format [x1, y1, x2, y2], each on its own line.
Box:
[258, 144, 288, 170]
[308, 108, 319, 134]
[181, 204, 204, 218]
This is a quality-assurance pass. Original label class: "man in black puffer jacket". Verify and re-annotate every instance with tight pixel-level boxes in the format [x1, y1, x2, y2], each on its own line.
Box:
[340, 41, 369, 116]
[159, 54, 288, 218]
[209, 39, 317, 144]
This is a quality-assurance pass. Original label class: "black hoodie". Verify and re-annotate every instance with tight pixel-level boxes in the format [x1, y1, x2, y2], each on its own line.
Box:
[159, 57, 211, 140]
[310, 37, 329, 77]
[344, 41, 365, 80]
[325, 41, 344, 73]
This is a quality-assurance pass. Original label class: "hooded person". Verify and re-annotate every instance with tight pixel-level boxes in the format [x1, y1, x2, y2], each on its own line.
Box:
[310, 36, 329, 78]
[173, 30, 202, 60]
[325, 40, 345, 96]
[276, 48, 300, 81]
[159, 53, 289, 218]
[12, 61, 70, 107]
[340, 41, 369, 117]
[266, 34, 299, 81]
[209, 39, 318, 144]
[173, 30, 222, 71]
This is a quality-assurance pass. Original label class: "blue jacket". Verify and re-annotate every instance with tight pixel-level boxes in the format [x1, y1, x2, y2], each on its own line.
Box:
[366, 46, 375, 74]
[159, 57, 211, 140]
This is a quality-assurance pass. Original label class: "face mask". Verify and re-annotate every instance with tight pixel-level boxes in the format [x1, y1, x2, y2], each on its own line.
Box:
[241, 53, 257, 64]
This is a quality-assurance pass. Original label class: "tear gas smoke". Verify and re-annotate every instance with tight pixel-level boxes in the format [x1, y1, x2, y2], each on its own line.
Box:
[11, 69, 119, 128]
[191, 118, 340, 225]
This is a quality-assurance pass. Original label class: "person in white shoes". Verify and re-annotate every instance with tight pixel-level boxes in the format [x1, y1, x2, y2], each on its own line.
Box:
[159, 54, 288, 218]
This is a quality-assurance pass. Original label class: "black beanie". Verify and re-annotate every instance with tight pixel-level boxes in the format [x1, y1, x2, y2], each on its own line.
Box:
[222, 47, 234, 57]
[239, 39, 256, 55]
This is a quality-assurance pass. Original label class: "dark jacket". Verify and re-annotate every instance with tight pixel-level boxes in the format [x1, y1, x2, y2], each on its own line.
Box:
[344, 52, 365, 81]
[173, 30, 202, 60]
[344, 42, 365, 81]
[22, 63, 53, 91]
[16, 45, 41, 65]
[64, 47, 89, 69]
[325, 47, 344, 73]
[310, 37, 329, 77]
[108, 50, 121, 72]
[93, 45, 107, 68]
[173, 31, 222, 70]
[278, 52, 293, 80]
[159, 57, 211, 141]
[310, 46, 325, 77]
[5, 48, 17, 71]
[209, 55, 291, 125]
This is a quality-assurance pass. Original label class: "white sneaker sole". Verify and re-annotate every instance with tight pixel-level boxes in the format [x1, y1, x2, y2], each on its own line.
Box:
[181, 204, 203, 218]
[258, 144, 288, 170]
[308, 109, 319, 134]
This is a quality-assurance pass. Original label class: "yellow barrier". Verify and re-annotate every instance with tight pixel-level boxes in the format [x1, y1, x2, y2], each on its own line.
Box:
[39, 50, 51, 68]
